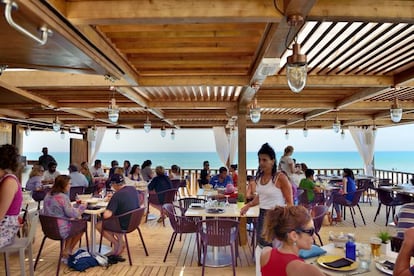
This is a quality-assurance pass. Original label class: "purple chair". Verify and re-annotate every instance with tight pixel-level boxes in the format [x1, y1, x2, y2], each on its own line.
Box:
[162, 203, 198, 262]
[99, 207, 149, 265]
[312, 205, 329, 245]
[197, 219, 239, 276]
[332, 189, 366, 228]
[146, 188, 178, 226]
[34, 215, 89, 276]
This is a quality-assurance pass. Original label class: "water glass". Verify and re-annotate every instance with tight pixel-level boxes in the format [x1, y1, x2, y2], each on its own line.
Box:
[359, 244, 372, 270]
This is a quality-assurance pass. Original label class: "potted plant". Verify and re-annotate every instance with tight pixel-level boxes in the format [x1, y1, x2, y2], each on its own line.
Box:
[237, 193, 245, 209]
[377, 230, 392, 255]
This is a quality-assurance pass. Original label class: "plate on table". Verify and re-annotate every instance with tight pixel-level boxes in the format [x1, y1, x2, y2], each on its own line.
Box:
[316, 255, 359, 272]
[375, 260, 394, 275]
[190, 203, 204, 209]
[96, 201, 108, 208]
[206, 208, 225, 214]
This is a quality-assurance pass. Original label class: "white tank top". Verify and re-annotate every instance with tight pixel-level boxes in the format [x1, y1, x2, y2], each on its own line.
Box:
[256, 174, 286, 210]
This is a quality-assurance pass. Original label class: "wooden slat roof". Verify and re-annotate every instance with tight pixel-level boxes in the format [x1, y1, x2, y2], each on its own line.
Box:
[0, 0, 413, 132]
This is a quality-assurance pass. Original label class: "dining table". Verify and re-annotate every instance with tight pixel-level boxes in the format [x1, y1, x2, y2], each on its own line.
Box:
[78, 199, 112, 256]
[185, 203, 259, 267]
[306, 242, 409, 275]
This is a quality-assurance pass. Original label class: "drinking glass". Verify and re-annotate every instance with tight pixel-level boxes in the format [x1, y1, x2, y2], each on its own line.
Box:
[370, 237, 382, 259]
[359, 244, 372, 270]
[224, 195, 230, 207]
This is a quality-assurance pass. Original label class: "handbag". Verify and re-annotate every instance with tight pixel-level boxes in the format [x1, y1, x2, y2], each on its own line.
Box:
[31, 190, 47, 202]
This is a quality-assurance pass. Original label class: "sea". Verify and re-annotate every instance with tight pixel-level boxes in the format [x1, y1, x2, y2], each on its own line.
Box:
[23, 151, 414, 174]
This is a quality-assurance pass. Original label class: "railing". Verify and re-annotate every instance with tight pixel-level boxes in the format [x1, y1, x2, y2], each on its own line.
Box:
[374, 169, 414, 185]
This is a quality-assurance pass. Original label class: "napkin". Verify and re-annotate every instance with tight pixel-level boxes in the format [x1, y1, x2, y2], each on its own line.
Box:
[323, 257, 354, 268]
[382, 260, 395, 270]
[299, 245, 327, 259]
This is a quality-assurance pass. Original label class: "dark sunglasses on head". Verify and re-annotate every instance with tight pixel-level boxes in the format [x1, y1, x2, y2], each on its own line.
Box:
[295, 228, 315, 236]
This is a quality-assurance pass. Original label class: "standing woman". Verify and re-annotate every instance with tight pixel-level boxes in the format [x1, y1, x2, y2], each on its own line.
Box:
[278, 145, 298, 203]
[141, 160, 153, 182]
[0, 144, 23, 248]
[241, 143, 293, 248]
[260, 205, 325, 276]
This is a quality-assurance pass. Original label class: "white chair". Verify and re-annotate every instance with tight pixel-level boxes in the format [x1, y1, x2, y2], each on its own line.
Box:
[0, 211, 39, 276]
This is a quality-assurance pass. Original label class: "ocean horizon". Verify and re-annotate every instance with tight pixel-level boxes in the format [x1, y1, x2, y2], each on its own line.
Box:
[23, 151, 413, 174]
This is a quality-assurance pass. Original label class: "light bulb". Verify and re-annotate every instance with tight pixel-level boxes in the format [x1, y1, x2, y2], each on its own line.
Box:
[108, 98, 119, 123]
[341, 129, 345, 140]
[286, 64, 307, 93]
[390, 108, 402, 123]
[24, 126, 31, 136]
[171, 129, 175, 140]
[332, 118, 341, 133]
[144, 118, 151, 133]
[285, 129, 289, 140]
[115, 129, 120, 140]
[249, 107, 261, 123]
[160, 126, 166, 137]
[60, 130, 65, 139]
[373, 126, 377, 137]
[91, 127, 97, 141]
[303, 128, 308, 138]
[52, 121, 61, 132]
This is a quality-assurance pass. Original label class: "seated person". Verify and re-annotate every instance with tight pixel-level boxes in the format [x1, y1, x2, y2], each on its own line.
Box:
[246, 175, 256, 202]
[229, 164, 238, 187]
[42, 175, 87, 261]
[209, 166, 233, 189]
[299, 169, 322, 203]
[42, 161, 60, 185]
[396, 202, 414, 238]
[68, 164, 89, 188]
[261, 205, 325, 276]
[331, 168, 356, 222]
[25, 164, 45, 192]
[96, 174, 139, 258]
[147, 166, 173, 222]
[393, 227, 414, 276]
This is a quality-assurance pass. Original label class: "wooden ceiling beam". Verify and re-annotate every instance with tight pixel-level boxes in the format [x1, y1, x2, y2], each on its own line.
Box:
[64, 0, 282, 25]
[395, 67, 414, 86]
[309, 0, 414, 23]
[336, 87, 390, 109]
[0, 109, 29, 119]
[264, 75, 394, 87]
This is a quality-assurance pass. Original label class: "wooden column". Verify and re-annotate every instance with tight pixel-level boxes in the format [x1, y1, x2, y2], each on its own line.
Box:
[238, 105, 248, 245]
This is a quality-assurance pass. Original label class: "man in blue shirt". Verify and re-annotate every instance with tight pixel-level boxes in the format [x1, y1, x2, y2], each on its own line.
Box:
[209, 166, 233, 189]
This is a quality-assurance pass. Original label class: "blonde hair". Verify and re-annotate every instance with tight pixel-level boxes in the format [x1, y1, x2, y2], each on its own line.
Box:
[29, 164, 44, 178]
[155, 166, 165, 176]
[283, 145, 294, 156]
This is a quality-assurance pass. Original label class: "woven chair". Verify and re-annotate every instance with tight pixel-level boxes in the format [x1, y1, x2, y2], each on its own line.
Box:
[332, 189, 366, 228]
[356, 179, 374, 205]
[1, 212, 39, 276]
[197, 219, 239, 276]
[34, 214, 89, 276]
[162, 203, 198, 262]
[69, 186, 85, 202]
[297, 188, 314, 210]
[374, 188, 406, 226]
[146, 188, 178, 226]
[99, 207, 149, 265]
[312, 205, 328, 246]
[178, 197, 207, 215]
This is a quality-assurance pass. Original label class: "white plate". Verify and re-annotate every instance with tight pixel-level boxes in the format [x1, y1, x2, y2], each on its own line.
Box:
[96, 201, 108, 208]
[375, 261, 393, 275]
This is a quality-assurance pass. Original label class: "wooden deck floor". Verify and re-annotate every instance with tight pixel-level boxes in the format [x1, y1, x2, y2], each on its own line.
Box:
[1, 196, 399, 276]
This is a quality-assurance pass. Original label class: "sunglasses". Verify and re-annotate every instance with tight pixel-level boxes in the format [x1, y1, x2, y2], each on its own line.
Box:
[295, 228, 315, 236]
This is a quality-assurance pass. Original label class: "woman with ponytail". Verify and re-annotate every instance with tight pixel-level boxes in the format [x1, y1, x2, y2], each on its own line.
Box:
[261, 205, 324, 276]
[240, 143, 293, 247]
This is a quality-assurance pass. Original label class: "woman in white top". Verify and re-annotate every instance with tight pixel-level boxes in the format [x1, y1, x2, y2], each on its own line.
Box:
[241, 143, 293, 247]
[278, 145, 295, 179]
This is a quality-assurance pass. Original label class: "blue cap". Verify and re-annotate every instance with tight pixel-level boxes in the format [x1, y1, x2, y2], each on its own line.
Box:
[110, 174, 125, 184]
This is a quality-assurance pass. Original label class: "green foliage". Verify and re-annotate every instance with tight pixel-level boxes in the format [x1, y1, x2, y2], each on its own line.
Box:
[237, 192, 245, 202]
[377, 230, 392, 244]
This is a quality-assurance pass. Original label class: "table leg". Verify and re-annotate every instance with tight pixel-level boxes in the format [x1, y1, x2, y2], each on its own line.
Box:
[86, 213, 111, 255]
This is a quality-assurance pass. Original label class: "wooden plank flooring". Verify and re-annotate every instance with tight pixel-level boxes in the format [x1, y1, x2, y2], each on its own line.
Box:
[1, 196, 400, 275]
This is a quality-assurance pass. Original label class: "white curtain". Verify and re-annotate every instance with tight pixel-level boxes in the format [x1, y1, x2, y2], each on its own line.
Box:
[349, 126, 376, 176]
[213, 127, 230, 166]
[229, 127, 238, 165]
[88, 127, 106, 165]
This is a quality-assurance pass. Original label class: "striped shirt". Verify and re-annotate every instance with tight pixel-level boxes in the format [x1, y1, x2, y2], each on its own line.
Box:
[397, 203, 414, 238]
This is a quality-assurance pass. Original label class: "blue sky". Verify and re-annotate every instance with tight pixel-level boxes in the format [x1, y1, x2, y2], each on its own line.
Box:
[22, 124, 414, 153]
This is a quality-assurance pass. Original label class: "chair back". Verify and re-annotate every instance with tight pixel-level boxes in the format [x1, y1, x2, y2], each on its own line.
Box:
[69, 186, 85, 201]
[171, 179, 180, 189]
[179, 180, 187, 188]
[103, 207, 145, 234]
[312, 205, 328, 234]
[350, 189, 364, 206]
[163, 203, 197, 233]
[376, 188, 396, 205]
[357, 179, 372, 190]
[378, 178, 392, 186]
[178, 197, 206, 213]
[197, 219, 239, 247]
[39, 214, 64, 240]
[148, 188, 178, 206]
